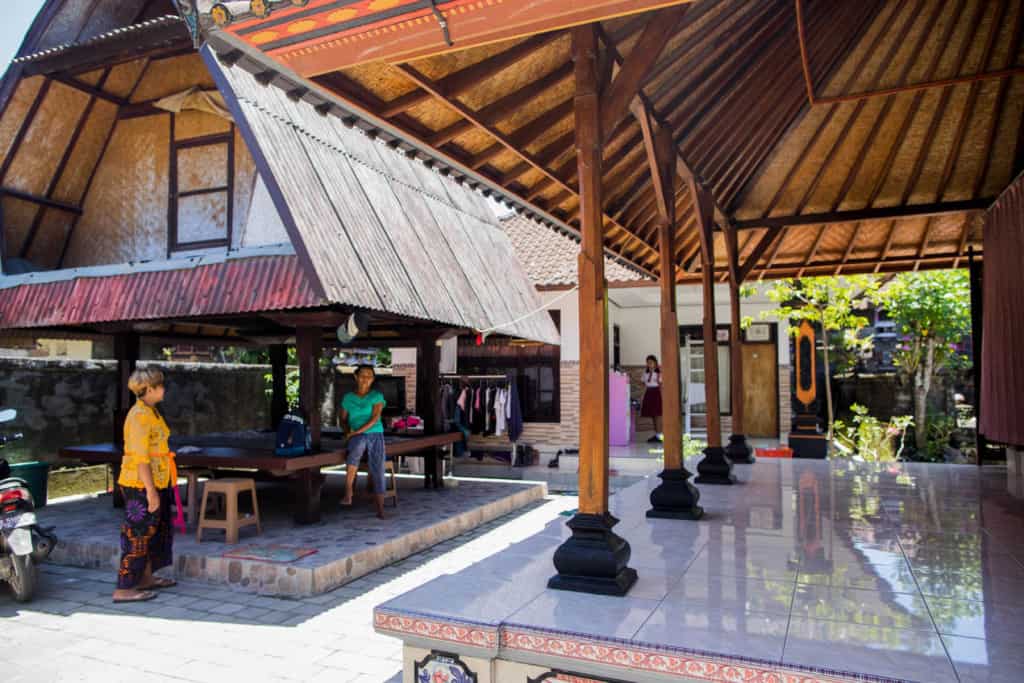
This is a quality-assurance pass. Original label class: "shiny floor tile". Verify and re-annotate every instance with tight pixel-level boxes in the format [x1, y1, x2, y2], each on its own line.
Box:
[666, 575, 795, 615]
[927, 596, 1024, 642]
[943, 635, 1024, 683]
[635, 603, 789, 663]
[784, 618, 958, 683]
[791, 583, 933, 630]
[507, 591, 661, 640]
[378, 459, 1024, 683]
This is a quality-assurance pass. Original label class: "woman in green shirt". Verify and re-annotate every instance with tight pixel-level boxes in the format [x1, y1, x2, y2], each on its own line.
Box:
[339, 365, 388, 518]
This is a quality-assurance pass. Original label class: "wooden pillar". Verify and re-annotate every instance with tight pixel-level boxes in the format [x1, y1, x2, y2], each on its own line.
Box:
[110, 333, 139, 508]
[724, 227, 754, 464]
[692, 184, 736, 485]
[646, 218, 703, 519]
[549, 24, 637, 597]
[295, 327, 322, 451]
[269, 344, 288, 430]
[416, 333, 444, 488]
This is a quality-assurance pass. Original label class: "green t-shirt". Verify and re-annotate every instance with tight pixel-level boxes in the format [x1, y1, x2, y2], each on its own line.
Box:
[342, 390, 386, 434]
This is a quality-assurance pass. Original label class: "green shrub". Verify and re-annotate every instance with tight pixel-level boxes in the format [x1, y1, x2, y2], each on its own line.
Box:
[833, 404, 913, 462]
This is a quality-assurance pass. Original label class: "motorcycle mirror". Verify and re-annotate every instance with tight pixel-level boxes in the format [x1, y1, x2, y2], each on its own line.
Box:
[0, 409, 16, 423]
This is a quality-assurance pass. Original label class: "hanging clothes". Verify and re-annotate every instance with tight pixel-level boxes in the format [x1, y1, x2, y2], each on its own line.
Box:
[495, 388, 508, 436]
[471, 386, 486, 434]
[507, 375, 524, 443]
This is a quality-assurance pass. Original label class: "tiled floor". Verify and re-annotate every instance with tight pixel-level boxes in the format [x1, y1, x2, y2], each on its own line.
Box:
[0, 496, 578, 683]
[40, 473, 544, 596]
[379, 458, 1024, 682]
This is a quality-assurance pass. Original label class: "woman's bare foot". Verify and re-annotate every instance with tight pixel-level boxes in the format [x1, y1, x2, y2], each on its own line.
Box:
[340, 493, 353, 506]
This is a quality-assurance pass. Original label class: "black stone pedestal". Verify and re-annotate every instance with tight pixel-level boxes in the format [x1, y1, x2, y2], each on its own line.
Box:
[726, 433, 755, 464]
[695, 445, 737, 485]
[548, 512, 638, 596]
[647, 468, 703, 519]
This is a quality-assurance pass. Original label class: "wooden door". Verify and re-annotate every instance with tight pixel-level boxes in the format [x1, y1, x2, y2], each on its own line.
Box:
[741, 343, 778, 437]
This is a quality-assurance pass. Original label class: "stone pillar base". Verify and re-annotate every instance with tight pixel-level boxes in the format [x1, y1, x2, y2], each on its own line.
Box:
[647, 467, 704, 520]
[695, 445, 737, 485]
[726, 433, 755, 464]
[548, 512, 638, 596]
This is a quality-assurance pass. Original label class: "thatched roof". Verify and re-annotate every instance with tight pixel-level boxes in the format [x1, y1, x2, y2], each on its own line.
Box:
[189, 0, 1023, 282]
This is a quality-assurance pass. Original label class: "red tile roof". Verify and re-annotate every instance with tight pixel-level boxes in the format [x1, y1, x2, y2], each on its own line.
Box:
[499, 214, 648, 287]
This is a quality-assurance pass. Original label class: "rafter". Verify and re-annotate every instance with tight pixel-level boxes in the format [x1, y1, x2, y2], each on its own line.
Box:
[599, 5, 689, 144]
[380, 33, 562, 118]
[596, 26, 730, 227]
[738, 227, 783, 281]
[734, 199, 993, 230]
[386, 65, 662, 269]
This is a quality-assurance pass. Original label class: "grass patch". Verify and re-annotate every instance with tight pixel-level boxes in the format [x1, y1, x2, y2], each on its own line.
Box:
[48, 465, 109, 499]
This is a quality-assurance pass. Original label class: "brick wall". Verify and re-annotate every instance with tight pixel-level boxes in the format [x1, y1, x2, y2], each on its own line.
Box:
[391, 364, 417, 412]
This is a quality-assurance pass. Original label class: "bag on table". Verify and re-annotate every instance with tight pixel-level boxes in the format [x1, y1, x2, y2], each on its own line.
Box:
[275, 409, 311, 457]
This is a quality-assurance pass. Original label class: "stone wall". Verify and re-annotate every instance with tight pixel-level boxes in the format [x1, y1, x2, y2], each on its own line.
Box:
[0, 358, 270, 464]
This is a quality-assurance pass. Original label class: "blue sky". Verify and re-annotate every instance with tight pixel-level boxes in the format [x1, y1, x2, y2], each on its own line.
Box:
[1, 1, 47, 69]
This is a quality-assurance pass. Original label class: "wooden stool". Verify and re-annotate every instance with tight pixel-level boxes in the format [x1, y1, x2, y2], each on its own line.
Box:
[181, 469, 213, 529]
[196, 478, 261, 544]
[357, 459, 398, 507]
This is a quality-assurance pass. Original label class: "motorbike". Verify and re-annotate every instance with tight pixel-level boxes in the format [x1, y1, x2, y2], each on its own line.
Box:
[0, 409, 57, 602]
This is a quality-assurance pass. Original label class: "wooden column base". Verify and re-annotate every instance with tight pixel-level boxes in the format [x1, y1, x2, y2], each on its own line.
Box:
[647, 468, 704, 520]
[726, 434, 755, 464]
[695, 446, 737, 485]
[548, 512, 637, 596]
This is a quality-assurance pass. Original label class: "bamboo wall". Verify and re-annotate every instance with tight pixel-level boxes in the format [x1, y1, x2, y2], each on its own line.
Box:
[1, 54, 263, 272]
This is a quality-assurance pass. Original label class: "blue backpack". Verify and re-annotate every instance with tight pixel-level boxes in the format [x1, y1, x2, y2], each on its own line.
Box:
[275, 410, 311, 457]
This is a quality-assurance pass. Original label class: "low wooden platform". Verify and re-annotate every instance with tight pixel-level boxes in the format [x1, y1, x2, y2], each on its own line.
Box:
[59, 432, 462, 524]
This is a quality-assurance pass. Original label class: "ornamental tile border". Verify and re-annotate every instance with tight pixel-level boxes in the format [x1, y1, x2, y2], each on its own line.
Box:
[375, 608, 499, 651]
[376, 608, 916, 683]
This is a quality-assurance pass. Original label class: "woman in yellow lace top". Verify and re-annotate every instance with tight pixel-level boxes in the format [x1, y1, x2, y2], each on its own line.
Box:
[112, 368, 177, 603]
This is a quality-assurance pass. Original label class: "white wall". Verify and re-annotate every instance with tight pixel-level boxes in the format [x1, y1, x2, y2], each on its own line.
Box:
[607, 284, 790, 366]
[543, 289, 581, 362]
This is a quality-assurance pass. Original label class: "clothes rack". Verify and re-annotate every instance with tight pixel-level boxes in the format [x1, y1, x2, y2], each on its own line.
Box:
[440, 373, 522, 466]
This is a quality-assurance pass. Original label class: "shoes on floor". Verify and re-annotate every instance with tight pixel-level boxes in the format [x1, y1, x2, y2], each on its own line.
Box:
[647, 435, 660, 443]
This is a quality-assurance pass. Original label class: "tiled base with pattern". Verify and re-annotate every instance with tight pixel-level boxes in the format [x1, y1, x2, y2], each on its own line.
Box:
[376, 610, 499, 651]
[377, 610, 911, 683]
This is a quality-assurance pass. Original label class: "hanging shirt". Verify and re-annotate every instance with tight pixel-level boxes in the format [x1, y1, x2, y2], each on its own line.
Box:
[643, 369, 662, 388]
[495, 388, 508, 436]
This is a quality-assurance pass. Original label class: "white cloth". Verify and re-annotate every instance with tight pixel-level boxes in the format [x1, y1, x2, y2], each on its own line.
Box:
[643, 369, 661, 388]
[495, 388, 508, 436]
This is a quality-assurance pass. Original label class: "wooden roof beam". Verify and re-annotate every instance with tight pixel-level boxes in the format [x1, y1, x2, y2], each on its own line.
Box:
[599, 5, 689, 144]
[380, 33, 563, 118]
[738, 227, 783, 281]
[388, 65, 660, 268]
[597, 26, 730, 229]
[734, 199, 994, 230]
[425, 61, 573, 146]
[796, 0, 1024, 106]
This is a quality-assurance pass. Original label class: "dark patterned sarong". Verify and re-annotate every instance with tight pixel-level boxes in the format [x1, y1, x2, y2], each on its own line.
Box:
[117, 486, 173, 589]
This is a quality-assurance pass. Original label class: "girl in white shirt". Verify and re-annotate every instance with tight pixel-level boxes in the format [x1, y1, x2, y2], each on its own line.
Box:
[640, 354, 663, 443]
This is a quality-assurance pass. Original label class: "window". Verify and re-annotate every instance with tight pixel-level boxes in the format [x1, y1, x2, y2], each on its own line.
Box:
[456, 311, 561, 423]
[169, 130, 234, 252]
[680, 324, 731, 415]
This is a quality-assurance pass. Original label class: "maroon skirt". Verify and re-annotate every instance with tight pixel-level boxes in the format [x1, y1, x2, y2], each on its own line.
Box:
[641, 386, 663, 417]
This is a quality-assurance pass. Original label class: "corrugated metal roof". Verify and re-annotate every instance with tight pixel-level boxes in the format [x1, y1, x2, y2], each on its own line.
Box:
[209, 52, 560, 345]
[12, 15, 186, 64]
[0, 253, 322, 329]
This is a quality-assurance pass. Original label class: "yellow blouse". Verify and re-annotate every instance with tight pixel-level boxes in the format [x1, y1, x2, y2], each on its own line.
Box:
[118, 400, 172, 489]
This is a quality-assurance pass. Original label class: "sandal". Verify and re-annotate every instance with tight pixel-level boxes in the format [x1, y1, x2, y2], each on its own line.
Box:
[143, 577, 177, 590]
[112, 590, 157, 604]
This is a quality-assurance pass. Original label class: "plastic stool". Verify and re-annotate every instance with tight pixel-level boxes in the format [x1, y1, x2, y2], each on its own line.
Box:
[196, 478, 261, 544]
